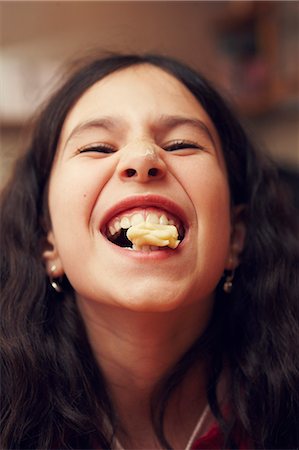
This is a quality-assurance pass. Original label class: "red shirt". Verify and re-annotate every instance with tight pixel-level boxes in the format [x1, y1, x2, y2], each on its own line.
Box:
[191, 422, 250, 449]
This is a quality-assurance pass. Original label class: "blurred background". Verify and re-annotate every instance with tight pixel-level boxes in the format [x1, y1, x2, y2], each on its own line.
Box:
[1, 1, 298, 195]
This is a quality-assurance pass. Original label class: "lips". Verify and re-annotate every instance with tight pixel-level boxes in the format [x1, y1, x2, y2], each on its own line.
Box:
[100, 195, 188, 250]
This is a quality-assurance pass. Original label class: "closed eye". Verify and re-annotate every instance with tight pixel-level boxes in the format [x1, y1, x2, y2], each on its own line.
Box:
[77, 143, 116, 154]
[163, 140, 205, 152]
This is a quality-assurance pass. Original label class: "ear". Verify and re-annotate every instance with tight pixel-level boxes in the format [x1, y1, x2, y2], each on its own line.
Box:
[42, 230, 64, 277]
[225, 205, 247, 271]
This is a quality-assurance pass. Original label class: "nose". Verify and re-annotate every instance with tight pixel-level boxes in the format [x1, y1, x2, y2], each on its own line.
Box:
[117, 141, 167, 183]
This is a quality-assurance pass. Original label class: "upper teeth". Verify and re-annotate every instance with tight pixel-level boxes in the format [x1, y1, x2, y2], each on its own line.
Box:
[107, 209, 178, 237]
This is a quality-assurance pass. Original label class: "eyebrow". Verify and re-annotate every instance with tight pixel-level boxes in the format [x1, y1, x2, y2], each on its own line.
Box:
[63, 117, 119, 149]
[156, 115, 215, 146]
[62, 114, 216, 150]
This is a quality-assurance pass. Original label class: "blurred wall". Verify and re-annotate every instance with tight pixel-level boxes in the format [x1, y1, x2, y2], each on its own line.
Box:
[1, 1, 298, 187]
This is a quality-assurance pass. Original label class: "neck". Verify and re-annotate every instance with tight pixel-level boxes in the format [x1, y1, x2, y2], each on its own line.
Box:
[77, 298, 213, 448]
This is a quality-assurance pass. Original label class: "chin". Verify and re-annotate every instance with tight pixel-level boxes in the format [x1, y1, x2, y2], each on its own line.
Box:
[110, 283, 193, 313]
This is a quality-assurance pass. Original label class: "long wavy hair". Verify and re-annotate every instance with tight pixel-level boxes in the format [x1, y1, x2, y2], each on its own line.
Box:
[1, 53, 298, 449]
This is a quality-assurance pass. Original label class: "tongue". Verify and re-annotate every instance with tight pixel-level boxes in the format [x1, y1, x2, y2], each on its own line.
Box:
[126, 222, 180, 250]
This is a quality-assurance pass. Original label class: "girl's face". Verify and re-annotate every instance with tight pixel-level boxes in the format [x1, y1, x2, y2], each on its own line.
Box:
[44, 64, 234, 313]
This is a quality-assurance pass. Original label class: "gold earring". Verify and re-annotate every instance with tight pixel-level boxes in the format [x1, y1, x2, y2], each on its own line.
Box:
[49, 264, 62, 293]
[223, 269, 235, 294]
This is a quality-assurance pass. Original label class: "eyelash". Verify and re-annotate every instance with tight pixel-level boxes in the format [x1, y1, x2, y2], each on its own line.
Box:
[163, 140, 204, 152]
[77, 143, 116, 154]
[77, 140, 204, 154]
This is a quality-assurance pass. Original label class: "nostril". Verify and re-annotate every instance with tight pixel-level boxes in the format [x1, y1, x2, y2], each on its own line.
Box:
[123, 167, 162, 179]
[148, 168, 159, 177]
[125, 168, 137, 177]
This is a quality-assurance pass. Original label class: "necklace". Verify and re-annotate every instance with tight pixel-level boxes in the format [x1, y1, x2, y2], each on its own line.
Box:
[184, 404, 210, 450]
[114, 404, 210, 450]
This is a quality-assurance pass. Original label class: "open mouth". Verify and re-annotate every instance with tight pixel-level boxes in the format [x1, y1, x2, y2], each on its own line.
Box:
[103, 207, 185, 251]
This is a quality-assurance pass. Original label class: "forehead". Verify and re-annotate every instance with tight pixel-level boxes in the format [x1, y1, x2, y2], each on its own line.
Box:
[60, 64, 220, 145]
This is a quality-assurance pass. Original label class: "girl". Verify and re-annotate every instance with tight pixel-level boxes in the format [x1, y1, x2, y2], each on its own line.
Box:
[1, 53, 298, 449]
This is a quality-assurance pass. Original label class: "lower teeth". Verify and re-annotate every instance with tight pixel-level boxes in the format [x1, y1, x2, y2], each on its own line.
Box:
[132, 245, 161, 252]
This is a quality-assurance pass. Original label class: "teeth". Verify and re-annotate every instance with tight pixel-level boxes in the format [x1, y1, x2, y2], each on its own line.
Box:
[159, 214, 168, 225]
[108, 224, 115, 235]
[120, 216, 130, 229]
[106, 208, 183, 241]
[131, 213, 144, 226]
[114, 220, 121, 233]
[132, 244, 161, 252]
[146, 213, 159, 224]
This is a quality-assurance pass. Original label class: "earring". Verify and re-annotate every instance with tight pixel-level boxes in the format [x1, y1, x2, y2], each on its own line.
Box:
[223, 269, 235, 294]
[49, 264, 62, 293]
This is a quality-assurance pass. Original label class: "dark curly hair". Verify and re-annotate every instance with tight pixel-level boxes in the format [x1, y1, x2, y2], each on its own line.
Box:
[1, 53, 298, 449]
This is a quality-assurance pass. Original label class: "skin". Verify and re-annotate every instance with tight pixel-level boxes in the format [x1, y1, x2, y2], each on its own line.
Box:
[43, 65, 245, 448]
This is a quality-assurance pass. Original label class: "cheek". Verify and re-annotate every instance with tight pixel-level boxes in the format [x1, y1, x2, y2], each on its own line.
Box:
[48, 161, 111, 222]
[183, 160, 232, 260]
[49, 174, 86, 223]
[183, 159, 231, 219]
[46, 166, 99, 260]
